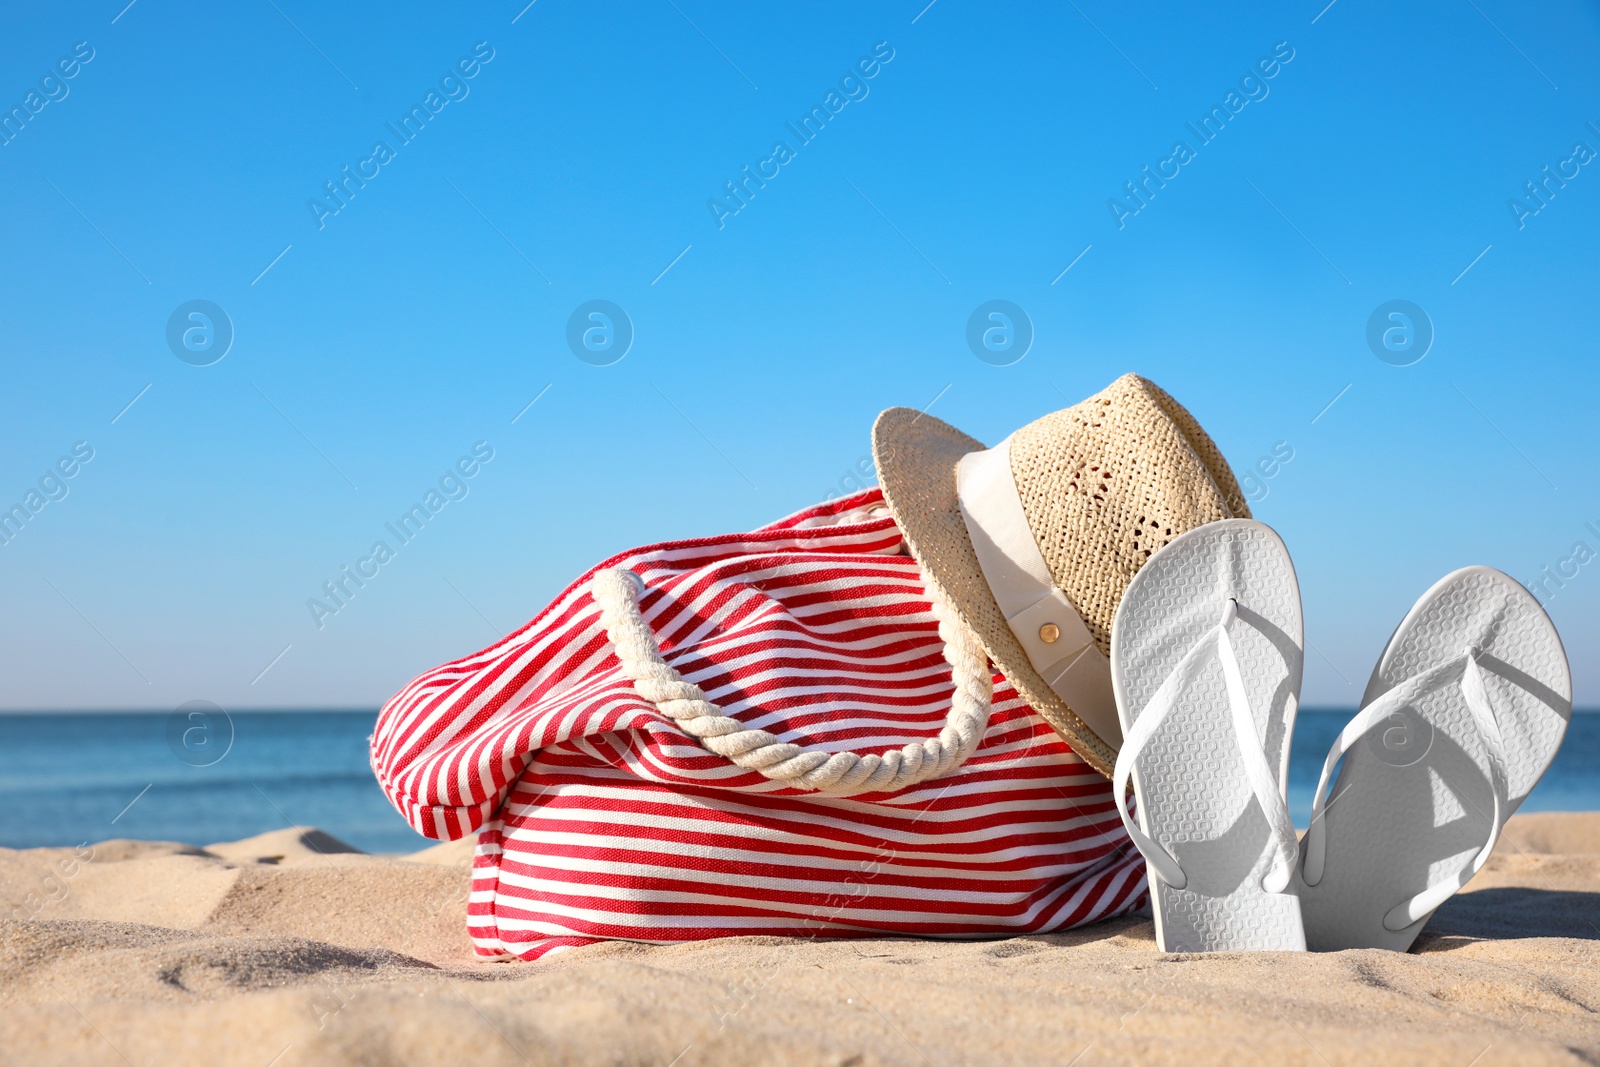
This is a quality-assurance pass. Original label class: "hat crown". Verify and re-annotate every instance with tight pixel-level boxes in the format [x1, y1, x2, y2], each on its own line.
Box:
[868, 372, 1245, 774]
[1007, 373, 1247, 652]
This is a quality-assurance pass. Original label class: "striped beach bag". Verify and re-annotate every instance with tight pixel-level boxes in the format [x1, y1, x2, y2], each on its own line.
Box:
[371, 488, 1146, 960]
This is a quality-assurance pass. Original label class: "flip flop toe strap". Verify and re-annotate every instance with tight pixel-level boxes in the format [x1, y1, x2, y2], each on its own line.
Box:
[1301, 650, 1510, 931]
[1113, 600, 1299, 893]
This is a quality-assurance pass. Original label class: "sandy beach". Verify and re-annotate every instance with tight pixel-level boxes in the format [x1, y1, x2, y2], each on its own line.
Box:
[2, 813, 1595, 1066]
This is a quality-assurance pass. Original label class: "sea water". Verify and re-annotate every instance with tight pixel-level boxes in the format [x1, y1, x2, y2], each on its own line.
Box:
[1, 709, 1596, 853]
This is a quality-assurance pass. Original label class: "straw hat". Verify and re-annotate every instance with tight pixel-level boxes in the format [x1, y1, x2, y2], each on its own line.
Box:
[872, 373, 1249, 777]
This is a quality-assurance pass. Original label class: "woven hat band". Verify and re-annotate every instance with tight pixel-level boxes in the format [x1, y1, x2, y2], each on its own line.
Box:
[956, 436, 1120, 743]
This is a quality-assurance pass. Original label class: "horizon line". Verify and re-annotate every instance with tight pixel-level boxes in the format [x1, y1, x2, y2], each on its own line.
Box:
[3, 705, 1598, 715]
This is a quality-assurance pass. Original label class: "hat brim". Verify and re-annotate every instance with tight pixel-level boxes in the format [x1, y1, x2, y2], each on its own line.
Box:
[872, 406, 1117, 778]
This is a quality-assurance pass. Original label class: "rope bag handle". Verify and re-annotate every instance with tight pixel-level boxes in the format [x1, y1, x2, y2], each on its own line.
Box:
[590, 568, 993, 795]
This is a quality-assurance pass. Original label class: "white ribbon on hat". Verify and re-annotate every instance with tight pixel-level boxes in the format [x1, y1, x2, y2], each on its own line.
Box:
[956, 435, 1122, 746]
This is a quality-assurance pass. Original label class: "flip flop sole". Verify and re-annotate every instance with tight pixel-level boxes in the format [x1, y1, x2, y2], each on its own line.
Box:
[1111, 519, 1305, 952]
[1299, 566, 1572, 952]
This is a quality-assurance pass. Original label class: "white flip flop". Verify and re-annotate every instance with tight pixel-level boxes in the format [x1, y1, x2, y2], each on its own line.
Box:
[1298, 566, 1572, 952]
[1110, 519, 1305, 952]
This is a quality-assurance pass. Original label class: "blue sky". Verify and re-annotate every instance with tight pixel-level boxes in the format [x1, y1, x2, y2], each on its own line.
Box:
[2, 0, 1597, 713]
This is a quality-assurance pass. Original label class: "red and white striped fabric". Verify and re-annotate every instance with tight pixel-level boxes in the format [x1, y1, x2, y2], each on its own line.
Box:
[371, 489, 1147, 960]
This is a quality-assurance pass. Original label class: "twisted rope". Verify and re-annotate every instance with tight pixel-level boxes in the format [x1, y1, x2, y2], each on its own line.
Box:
[590, 568, 993, 795]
